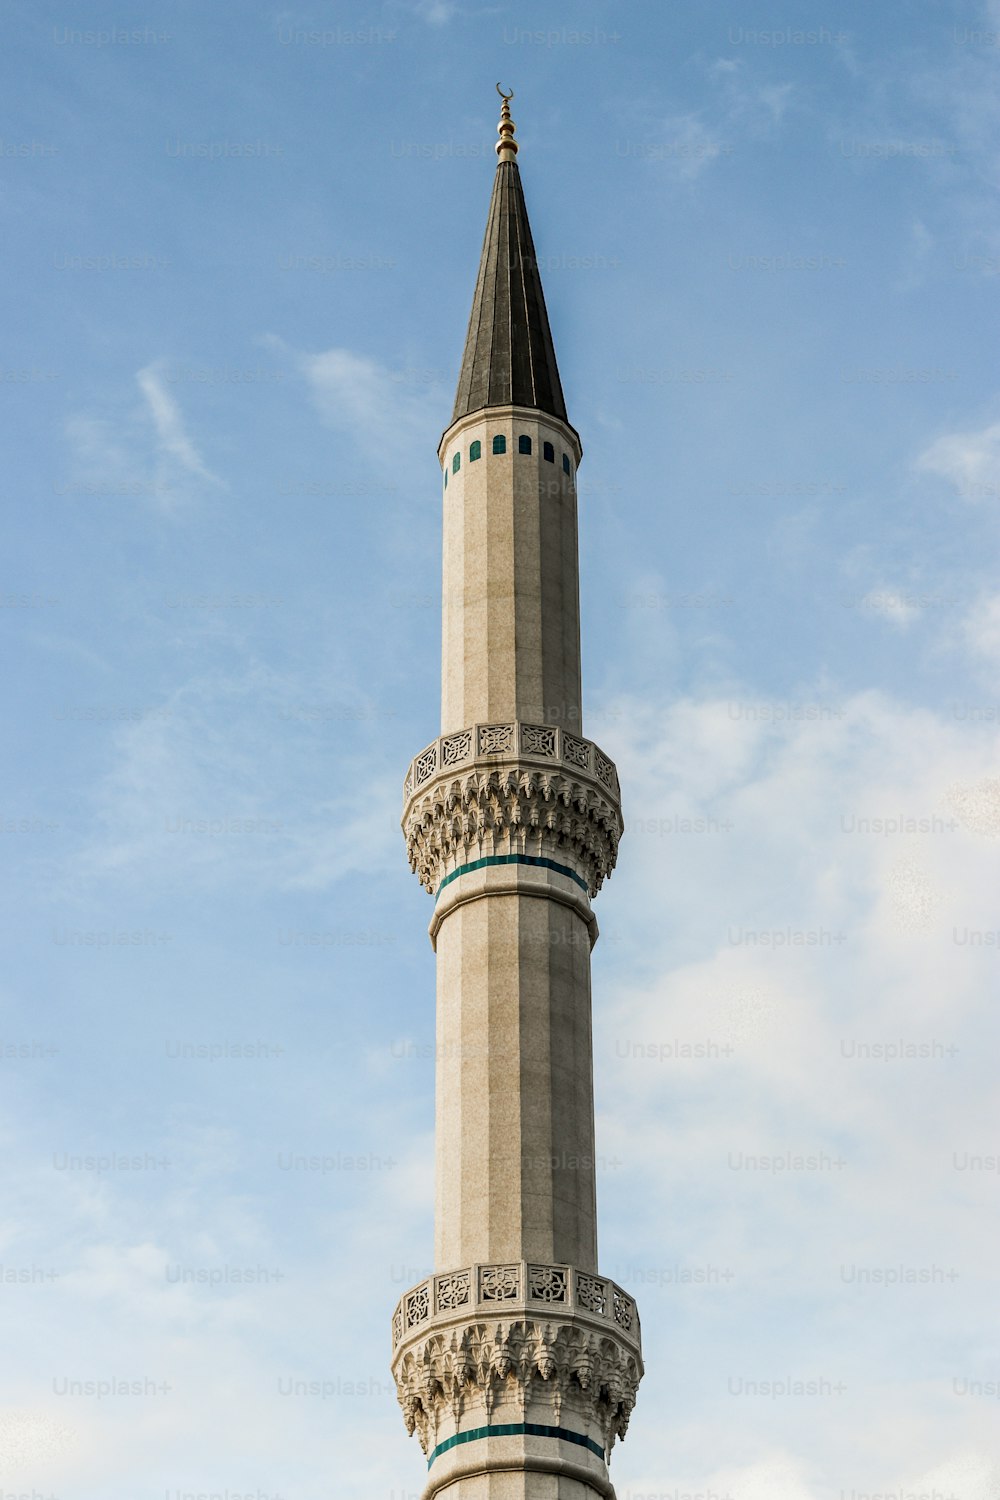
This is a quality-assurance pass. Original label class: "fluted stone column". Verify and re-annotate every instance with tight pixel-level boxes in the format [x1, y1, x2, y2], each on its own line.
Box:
[391, 89, 642, 1500]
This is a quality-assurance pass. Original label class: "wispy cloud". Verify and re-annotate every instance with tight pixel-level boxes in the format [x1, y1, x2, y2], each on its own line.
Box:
[412, 0, 459, 22]
[60, 662, 400, 898]
[710, 59, 795, 130]
[266, 336, 443, 470]
[63, 362, 224, 513]
[136, 363, 221, 485]
[618, 59, 797, 183]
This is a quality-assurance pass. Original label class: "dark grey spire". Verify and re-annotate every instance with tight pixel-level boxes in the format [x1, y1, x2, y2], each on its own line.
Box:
[451, 97, 568, 425]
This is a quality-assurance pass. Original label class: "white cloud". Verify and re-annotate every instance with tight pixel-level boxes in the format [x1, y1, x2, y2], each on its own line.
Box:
[857, 587, 920, 627]
[652, 113, 725, 180]
[755, 81, 796, 126]
[265, 336, 442, 471]
[961, 592, 1000, 665]
[884, 854, 949, 930]
[708, 57, 741, 79]
[945, 775, 1000, 837]
[413, 0, 459, 21]
[917, 415, 1000, 501]
[587, 684, 1000, 1483]
[705, 1454, 822, 1500]
[0, 1409, 79, 1470]
[0, 1133, 435, 1494]
[63, 414, 138, 490]
[908, 1452, 1000, 1500]
[898, 217, 935, 291]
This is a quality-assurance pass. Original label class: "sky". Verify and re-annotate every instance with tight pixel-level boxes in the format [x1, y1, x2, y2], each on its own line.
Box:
[3, 0, 1000, 1496]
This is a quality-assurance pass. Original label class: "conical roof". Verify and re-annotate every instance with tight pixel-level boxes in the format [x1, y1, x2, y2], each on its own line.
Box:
[451, 158, 568, 425]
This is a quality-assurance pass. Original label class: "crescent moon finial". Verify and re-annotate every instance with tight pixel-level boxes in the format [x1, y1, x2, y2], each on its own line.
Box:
[495, 84, 518, 159]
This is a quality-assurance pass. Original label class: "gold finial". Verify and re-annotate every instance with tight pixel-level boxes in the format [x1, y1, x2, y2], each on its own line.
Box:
[495, 82, 518, 160]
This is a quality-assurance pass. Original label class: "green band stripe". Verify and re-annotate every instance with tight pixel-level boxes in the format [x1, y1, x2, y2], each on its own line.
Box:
[436, 853, 589, 897]
[428, 1421, 605, 1467]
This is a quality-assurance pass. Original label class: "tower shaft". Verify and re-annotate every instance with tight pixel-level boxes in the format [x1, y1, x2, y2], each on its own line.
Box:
[433, 870, 598, 1273]
[441, 405, 583, 737]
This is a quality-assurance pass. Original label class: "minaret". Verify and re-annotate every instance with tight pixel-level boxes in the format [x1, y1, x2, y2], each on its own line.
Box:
[391, 89, 642, 1499]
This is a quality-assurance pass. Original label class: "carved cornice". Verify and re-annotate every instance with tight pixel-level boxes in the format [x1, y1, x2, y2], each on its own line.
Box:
[393, 1315, 641, 1459]
[402, 723, 623, 899]
[390, 1261, 642, 1457]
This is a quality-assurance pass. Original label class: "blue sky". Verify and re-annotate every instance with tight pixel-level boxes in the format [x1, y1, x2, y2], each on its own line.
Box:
[3, 1, 1000, 1496]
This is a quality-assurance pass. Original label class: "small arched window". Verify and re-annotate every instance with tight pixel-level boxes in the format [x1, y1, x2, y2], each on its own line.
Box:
[444, 466, 448, 488]
[518, 434, 532, 455]
[543, 441, 555, 463]
[492, 434, 507, 455]
[469, 440, 481, 462]
[452, 452, 461, 474]
[562, 453, 571, 475]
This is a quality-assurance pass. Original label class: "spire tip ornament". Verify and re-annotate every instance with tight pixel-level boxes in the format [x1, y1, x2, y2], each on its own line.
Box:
[496, 83, 518, 160]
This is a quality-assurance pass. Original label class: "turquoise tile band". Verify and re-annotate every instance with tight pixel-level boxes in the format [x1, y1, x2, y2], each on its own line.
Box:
[436, 853, 589, 898]
[428, 1420, 605, 1467]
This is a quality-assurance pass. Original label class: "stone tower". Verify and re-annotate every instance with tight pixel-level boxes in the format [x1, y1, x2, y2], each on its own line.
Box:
[391, 90, 642, 1499]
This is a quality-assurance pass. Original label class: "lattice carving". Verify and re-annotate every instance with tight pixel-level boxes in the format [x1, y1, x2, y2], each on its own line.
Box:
[595, 752, 615, 791]
[414, 747, 437, 787]
[441, 730, 472, 766]
[392, 1316, 641, 1457]
[562, 733, 591, 771]
[478, 723, 515, 756]
[613, 1287, 635, 1332]
[436, 1270, 471, 1310]
[521, 723, 557, 758]
[529, 1264, 568, 1303]
[405, 1283, 430, 1328]
[576, 1274, 607, 1315]
[481, 1263, 520, 1301]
